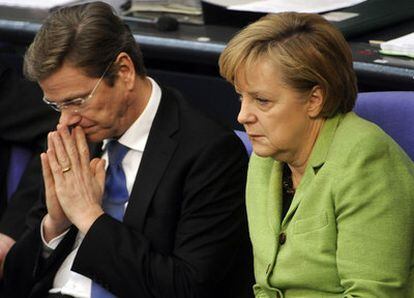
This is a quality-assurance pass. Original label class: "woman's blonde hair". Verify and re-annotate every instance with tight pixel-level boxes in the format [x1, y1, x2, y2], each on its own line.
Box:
[219, 12, 357, 117]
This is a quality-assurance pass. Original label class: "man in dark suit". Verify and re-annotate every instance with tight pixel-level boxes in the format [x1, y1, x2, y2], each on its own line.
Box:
[2, 2, 253, 297]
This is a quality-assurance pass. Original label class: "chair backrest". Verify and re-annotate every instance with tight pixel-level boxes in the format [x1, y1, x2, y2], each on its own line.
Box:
[6, 146, 32, 200]
[354, 91, 414, 161]
[234, 130, 252, 156]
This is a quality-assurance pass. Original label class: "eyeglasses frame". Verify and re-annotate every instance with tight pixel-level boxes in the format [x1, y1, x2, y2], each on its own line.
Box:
[42, 61, 113, 112]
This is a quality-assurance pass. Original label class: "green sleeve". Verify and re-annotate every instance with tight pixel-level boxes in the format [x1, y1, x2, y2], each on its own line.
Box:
[335, 136, 414, 297]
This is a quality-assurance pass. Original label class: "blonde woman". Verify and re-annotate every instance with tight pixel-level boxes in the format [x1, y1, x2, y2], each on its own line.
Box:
[220, 12, 414, 298]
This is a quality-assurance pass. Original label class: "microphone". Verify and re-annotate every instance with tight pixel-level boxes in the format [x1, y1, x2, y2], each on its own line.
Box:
[122, 15, 179, 32]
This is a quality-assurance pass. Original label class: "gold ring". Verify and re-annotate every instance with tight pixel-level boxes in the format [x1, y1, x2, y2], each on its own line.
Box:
[62, 166, 71, 173]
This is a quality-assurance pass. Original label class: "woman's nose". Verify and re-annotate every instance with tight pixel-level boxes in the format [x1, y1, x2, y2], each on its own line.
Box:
[237, 100, 255, 125]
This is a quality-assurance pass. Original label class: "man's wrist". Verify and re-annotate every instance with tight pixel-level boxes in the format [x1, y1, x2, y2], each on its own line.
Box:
[74, 207, 105, 235]
[43, 214, 71, 243]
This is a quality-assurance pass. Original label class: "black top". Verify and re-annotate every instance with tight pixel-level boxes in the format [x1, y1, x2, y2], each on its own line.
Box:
[281, 163, 295, 221]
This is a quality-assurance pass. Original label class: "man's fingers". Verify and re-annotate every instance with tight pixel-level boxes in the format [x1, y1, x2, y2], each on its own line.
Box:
[90, 158, 106, 191]
[74, 126, 91, 174]
[90, 158, 99, 176]
[40, 153, 57, 199]
[47, 146, 65, 188]
[56, 124, 80, 172]
[51, 130, 72, 172]
[96, 159, 106, 192]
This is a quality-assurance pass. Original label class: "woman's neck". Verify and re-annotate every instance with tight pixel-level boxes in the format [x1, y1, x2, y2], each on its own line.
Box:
[288, 117, 325, 188]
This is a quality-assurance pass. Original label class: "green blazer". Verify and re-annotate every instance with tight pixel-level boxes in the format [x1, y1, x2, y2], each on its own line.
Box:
[246, 112, 414, 298]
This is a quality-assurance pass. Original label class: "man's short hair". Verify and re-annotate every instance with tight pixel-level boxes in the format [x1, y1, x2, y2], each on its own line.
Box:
[219, 12, 358, 118]
[24, 1, 146, 85]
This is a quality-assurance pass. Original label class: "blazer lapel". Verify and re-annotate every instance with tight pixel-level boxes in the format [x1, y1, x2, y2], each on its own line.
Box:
[281, 114, 343, 226]
[123, 87, 179, 231]
[267, 162, 283, 235]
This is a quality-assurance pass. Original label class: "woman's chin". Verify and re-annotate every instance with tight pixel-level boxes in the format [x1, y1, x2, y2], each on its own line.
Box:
[252, 146, 288, 162]
[251, 146, 275, 158]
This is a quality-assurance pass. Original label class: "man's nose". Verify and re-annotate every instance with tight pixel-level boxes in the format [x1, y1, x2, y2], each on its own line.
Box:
[59, 109, 82, 127]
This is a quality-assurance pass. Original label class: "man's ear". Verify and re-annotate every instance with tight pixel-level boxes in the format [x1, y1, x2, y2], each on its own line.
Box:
[307, 85, 324, 118]
[115, 52, 136, 90]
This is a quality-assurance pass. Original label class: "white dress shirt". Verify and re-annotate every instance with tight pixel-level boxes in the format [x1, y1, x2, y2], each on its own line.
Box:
[41, 77, 161, 298]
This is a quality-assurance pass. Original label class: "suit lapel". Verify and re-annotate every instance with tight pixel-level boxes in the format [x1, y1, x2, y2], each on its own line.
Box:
[123, 87, 179, 231]
[89, 142, 103, 158]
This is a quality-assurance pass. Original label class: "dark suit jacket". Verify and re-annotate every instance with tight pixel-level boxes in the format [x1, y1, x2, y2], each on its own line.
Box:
[0, 62, 58, 239]
[3, 86, 254, 298]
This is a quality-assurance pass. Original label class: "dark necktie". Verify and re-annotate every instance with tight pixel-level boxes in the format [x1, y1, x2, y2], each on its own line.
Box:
[91, 140, 129, 298]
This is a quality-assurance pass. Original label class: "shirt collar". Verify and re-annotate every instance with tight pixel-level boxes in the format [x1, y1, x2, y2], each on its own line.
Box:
[102, 77, 161, 152]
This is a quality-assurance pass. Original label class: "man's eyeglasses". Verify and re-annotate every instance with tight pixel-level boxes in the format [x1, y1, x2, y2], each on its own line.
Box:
[42, 62, 113, 112]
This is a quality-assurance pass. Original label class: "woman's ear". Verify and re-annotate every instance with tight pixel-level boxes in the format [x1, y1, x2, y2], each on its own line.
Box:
[307, 85, 324, 118]
[115, 52, 136, 90]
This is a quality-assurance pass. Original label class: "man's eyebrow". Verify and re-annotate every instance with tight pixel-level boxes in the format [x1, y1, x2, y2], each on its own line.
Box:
[50, 91, 91, 103]
[65, 91, 91, 101]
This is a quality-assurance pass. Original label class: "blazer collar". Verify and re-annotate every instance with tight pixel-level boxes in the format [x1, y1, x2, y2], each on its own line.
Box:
[281, 113, 343, 226]
[307, 113, 343, 171]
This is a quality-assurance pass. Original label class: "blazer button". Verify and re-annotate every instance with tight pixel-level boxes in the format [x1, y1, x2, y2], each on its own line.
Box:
[279, 232, 286, 245]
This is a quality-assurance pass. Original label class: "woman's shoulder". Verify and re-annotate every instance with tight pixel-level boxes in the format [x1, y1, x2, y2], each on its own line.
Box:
[321, 113, 414, 191]
[329, 112, 411, 164]
[336, 112, 392, 145]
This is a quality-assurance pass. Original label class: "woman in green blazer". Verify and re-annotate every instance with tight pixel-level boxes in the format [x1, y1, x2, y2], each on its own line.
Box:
[219, 12, 414, 297]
